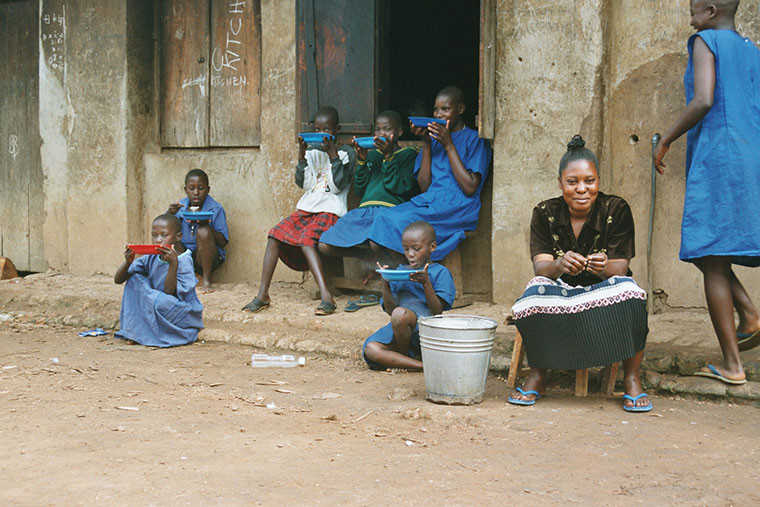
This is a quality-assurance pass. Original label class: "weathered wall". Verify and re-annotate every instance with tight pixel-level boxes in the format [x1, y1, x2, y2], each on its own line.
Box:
[141, 0, 301, 284]
[492, 0, 606, 302]
[492, 0, 760, 306]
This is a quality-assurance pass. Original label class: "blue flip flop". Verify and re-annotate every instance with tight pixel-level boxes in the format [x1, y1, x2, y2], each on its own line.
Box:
[694, 364, 747, 385]
[622, 393, 652, 413]
[508, 387, 543, 406]
[344, 294, 380, 312]
[738, 329, 760, 351]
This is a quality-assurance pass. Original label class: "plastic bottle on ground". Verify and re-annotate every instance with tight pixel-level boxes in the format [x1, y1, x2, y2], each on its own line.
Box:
[251, 354, 306, 368]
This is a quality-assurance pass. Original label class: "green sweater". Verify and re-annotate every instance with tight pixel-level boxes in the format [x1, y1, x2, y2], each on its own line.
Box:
[354, 147, 419, 207]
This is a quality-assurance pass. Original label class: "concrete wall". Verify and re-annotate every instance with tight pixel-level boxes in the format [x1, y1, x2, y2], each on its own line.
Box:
[491, 0, 760, 307]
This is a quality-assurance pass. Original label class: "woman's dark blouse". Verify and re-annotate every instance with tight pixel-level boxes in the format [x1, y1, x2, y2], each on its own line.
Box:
[529, 192, 635, 287]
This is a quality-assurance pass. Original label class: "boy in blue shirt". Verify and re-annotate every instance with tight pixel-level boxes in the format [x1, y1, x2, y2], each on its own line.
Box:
[168, 169, 229, 293]
[363, 221, 455, 370]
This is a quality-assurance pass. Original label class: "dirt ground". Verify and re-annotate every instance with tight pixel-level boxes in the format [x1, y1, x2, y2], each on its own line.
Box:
[1, 323, 759, 505]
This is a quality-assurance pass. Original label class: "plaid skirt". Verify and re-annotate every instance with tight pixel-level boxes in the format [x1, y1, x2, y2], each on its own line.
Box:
[269, 210, 338, 271]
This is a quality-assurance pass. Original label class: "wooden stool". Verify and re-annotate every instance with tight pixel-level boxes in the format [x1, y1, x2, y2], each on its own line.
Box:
[506, 329, 620, 397]
[0, 256, 19, 280]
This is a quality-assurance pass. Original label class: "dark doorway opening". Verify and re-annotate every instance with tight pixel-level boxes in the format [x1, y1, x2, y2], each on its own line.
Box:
[381, 0, 481, 139]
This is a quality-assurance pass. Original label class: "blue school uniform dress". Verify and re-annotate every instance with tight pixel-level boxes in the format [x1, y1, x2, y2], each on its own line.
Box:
[367, 127, 492, 260]
[681, 30, 760, 265]
[178, 195, 229, 265]
[115, 250, 204, 347]
[362, 263, 455, 369]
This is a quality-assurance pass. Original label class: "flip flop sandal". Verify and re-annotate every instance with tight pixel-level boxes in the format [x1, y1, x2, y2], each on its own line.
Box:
[314, 300, 337, 316]
[507, 387, 543, 406]
[242, 297, 270, 313]
[622, 393, 652, 412]
[738, 329, 760, 351]
[344, 294, 381, 312]
[693, 364, 747, 385]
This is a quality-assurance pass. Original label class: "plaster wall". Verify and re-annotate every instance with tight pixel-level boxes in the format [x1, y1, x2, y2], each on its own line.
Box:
[492, 0, 760, 307]
[141, 0, 301, 285]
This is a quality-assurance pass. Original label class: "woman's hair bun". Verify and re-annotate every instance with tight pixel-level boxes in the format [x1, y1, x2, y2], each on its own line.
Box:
[567, 134, 585, 150]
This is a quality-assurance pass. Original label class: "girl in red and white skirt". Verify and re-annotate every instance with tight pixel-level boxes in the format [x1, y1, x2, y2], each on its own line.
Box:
[243, 106, 355, 315]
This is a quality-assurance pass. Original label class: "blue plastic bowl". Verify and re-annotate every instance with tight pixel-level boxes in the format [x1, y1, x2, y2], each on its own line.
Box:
[298, 132, 335, 143]
[354, 136, 387, 149]
[408, 116, 447, 128]
[180, 210, 213, 222]
[376, 268, 421, 281]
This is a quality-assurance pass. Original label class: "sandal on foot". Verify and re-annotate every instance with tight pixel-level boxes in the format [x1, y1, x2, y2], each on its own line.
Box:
[242, 297, 269, 313]
[693, 364, 747, 385]
[738, 329, 760, 351]
[622, 393, 652, 413]
[314, 300, 337, 316]
[507, 387, 543, 406]
[344, 294, 380, 312]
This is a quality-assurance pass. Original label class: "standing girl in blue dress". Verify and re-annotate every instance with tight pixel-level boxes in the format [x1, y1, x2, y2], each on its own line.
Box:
[368, 86, 492, 263]
[654, 0, 760, 384]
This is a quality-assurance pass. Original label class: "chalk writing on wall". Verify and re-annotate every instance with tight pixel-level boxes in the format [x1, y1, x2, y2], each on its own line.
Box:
[210, 1, 248, 88]
[8, 135, 19, 161]
[40, 6, 66, 79]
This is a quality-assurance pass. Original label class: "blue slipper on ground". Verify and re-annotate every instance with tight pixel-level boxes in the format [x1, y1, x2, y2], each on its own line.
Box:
[344, 294, 381, 312]
[622, 393, 652, 412]
[693, 364, 747, 385]
[507, 387, 543, 406]
[738, 329, 760, 351]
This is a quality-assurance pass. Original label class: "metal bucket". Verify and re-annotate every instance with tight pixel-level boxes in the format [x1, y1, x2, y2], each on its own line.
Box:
[418, 314, 498, 405]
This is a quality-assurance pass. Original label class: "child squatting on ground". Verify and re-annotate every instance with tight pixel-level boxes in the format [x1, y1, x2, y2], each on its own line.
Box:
[114, 214, 204, 348]
[243, 106, 356, 316]
[654, 0, 760, 384]
[318, 110, 419, 272]
[363, 221, 455, 371]
[167, 169, 229, 293]
[367, 86, 492, 266]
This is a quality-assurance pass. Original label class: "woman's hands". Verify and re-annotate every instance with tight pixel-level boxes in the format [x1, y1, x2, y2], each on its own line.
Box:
[427, 121, 453, 148]
[558, 251, 608, 276]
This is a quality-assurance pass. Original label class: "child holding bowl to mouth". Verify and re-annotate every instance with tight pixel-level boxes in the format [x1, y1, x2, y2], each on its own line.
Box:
[362, 221, 455, 371]
[114, 213, 203, 347]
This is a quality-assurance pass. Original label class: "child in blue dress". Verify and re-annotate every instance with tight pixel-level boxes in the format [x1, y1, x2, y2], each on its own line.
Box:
[167, 169, 229, 293]
[363, 221, 455, 370]
[368, 86, 492, 262]
[114, 214, 203, 347]
[654, 0, 760, 384]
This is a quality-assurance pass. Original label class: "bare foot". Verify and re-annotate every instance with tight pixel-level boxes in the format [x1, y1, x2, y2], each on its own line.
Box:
[201, 279, 215, 294]
[361, 269, 378, 285]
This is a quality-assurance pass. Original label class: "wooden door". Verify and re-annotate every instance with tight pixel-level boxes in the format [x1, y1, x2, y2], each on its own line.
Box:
[0, 0, 45, 272]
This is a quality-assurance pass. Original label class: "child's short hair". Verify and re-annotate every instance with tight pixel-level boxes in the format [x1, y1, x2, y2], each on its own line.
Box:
[314, 106, 340, 126]
[558, 135, 600, 176]
[153, 213, 182, 234]
[403, 221, 436, 244]
[376, 110, 403, 130]
[185, 168, 209, 186]
[436, 86, 465, 106]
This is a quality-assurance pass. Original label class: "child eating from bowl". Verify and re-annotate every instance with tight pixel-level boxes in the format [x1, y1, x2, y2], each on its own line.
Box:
[167, 169, 229, 293]
[114, 214, 203, 347]
[243, 106, 356, 316]
[363, 221, 455, 370]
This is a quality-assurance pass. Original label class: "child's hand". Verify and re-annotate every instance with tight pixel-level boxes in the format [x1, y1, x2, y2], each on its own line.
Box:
[124, 245, 135, 264]
[558, 251, 587, 276]
[351, 136, 367, 161]
[375, 135, 395, 159]
[428, 121, 453, 147]
[410, 121, 430, 143]
[376, 261, 391, 285]
[585, 252, 608, 275]
[322, 135, 338, 159]
[298, 137, 308, 160]
[409, 263, 430, 286]
[653, 140, 669, 175]
[167, 202, 182, 214]
[157, 245, 178, 265]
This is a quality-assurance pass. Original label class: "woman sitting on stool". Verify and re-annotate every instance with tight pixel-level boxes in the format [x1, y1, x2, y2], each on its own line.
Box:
[509, 135, 650, 412]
